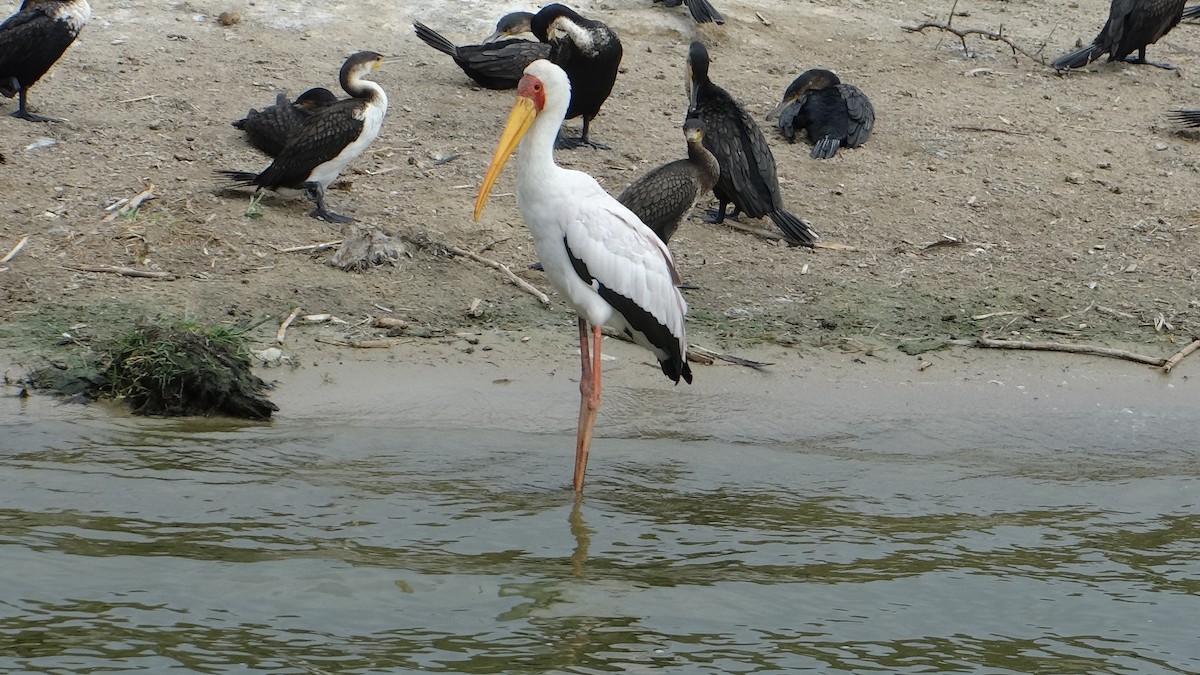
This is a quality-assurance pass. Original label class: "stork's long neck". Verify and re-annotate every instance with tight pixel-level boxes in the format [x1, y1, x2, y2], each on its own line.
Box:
[516, 97, 568, 198]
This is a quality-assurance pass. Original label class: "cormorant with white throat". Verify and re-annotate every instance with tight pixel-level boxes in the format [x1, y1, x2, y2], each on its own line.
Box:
[218, 52, 388, 224]
[531, 3, 622, 149]
[0, 0, 91, 122]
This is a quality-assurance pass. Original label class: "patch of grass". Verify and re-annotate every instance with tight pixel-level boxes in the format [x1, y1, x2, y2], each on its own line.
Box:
[27, 317, 278, 420]
[244, 193, 265, 219]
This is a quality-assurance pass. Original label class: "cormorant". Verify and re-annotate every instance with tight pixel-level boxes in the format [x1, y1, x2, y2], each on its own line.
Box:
[766, 69, 875, 159]
[217, 52, 388, 224]
[1051, 0, 1187, 70]
[232, 87, 339, 157]
[413, 12, 550, 90]
[1184, 3, 1200, 19]
[1168, 108, 1200, 126]
[0, 0, 91, 122]
[617, 118, 719, 244]
[654, 0, 724, 25]
[531, 3, 622, 149]
[685, 42, 816, 246]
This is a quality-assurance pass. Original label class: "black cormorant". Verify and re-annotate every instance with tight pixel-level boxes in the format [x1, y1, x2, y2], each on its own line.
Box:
[685, 42, 815, 246]
[1051, 0, 1187, 70]
[218, 52, 388, 224]
[617, 118, 719, 244]
[766, 69, 874, 159]
[413, 12, 550, 90]
[531, 3, 622, 149]
[232, 88, 339, 157]
[654, 0, 724, 25]
[0, 0, 90, 122]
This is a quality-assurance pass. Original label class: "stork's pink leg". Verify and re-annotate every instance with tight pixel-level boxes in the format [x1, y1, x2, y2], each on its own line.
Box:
[574, 322, 604, 492]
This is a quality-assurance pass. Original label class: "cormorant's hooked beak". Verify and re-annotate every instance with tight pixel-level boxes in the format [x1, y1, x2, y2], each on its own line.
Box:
[474, 95, 538, 221]
[765, 96, 798, 121]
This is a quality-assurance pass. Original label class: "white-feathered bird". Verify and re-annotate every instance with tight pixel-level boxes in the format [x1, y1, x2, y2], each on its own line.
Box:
[474, 59, 692, 492]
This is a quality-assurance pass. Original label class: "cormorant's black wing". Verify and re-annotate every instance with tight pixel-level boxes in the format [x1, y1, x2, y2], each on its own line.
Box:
[0, 7, 77, 92]
[233, 92, 309, 158]
[256, 101, 366, 189]
[456, 39, 550, 89]
[692, 85, 779, 218]
[839, 84, 875, 148]
[617, 159, 699, 243]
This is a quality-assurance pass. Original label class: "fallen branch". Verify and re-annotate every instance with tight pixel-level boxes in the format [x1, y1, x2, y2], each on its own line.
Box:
[277, 240, 343, 253]
[952, 124, 1032, 136]
[103, 183, 156, 222]
[75, 265, 175, 280]
[276, 306, 301, 344]
[445, 244, 550, 306]
[1162, 338, 1200, 374]
[1, 235, 28, 264]
[903, 21, 1046, 64]
[950, 336, 1166, 366]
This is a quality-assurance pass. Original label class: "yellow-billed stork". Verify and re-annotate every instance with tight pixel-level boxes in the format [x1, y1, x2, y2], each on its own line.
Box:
[474, 59, 692, 492]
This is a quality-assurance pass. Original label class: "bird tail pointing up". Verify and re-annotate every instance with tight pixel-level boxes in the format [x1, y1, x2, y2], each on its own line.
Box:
[811, 137, 841, 160]
[1051, 42, 1104, 71]
[769, 210, 817, 247]
[686, 0, 725, 24]
[413, 21, 458, 57]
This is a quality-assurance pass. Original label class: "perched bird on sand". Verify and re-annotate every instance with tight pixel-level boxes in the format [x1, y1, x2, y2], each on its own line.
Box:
[413, 12, 550, 90]
[232, 88, 339, 158]
[531, 3, 622, 149]
[685, 41, 816, 246]
[654, 0, 724, 25]
[474, 60, 691, 492]
[617, 118, 719, 244]
[1051, 0, 1187, 70]
[766, 69, 874, 159]
[217, 52, 388, 223]
[0, 0, 91, 122]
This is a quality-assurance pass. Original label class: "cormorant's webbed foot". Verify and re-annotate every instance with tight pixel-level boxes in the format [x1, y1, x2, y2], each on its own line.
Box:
[554, 134, 610, 150]
[304, 182, 354, 223]
[11, 108, 62, 123]
[703, 204, 741, 224]
[1123, 56, 1177, 70]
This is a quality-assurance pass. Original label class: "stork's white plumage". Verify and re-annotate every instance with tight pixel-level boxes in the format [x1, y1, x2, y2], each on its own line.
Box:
[475, 59, 692, 492]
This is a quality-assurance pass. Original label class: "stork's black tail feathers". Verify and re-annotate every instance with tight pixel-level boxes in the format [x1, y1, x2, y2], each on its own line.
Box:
[687, 0, 725, 24]
[413, 21, 458, 57]
[1051, 43, 1104, 71]
[769, 210, 817, 247]
[1169, 108, 1200, 127]
[811, 137, 841, 160]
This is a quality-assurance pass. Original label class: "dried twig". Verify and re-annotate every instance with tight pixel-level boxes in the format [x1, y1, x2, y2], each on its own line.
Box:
[952, 125, 1032, 136]
[903, 21, 1047, 64]
[1, 235, 28, 264]
[103, 183, 156, 222]
[445, 244, 551, 306]
[276, 306, 301, 344]
[950, 336, 1167, 366]
[277, 240, 343, 253]
[687, 344, 773, 370]
[1162, 338, 1200, 374]
[75, 265, 175, 280]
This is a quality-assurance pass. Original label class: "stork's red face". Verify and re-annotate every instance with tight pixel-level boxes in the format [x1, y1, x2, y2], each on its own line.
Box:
[474, 74, 547, 220]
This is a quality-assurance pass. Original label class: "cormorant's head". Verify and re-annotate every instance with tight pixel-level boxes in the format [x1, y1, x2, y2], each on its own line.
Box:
[487, 11, 536, 42]
[767, 69, 841, 120]
[340, 51, 385, 80]
[682, 118, 705, 144]
[294, 87, 338, 112]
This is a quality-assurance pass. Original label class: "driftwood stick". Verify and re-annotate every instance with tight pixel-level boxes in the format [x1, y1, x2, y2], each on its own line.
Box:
[76, 265, 175, 280]
[1162, 339, 1200, 374]
[276, 306, 302, 344]
[688, 344, 773, 370]
[445, 244, 550, 306]
[1, 235, 28, 264]
[103, 183, 156, 222]
[277, 240, 343, 253]
[955, 336, 1167, 366]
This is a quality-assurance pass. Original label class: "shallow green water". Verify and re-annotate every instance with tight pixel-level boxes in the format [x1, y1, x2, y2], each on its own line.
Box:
[2, 394, 1199, 674]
